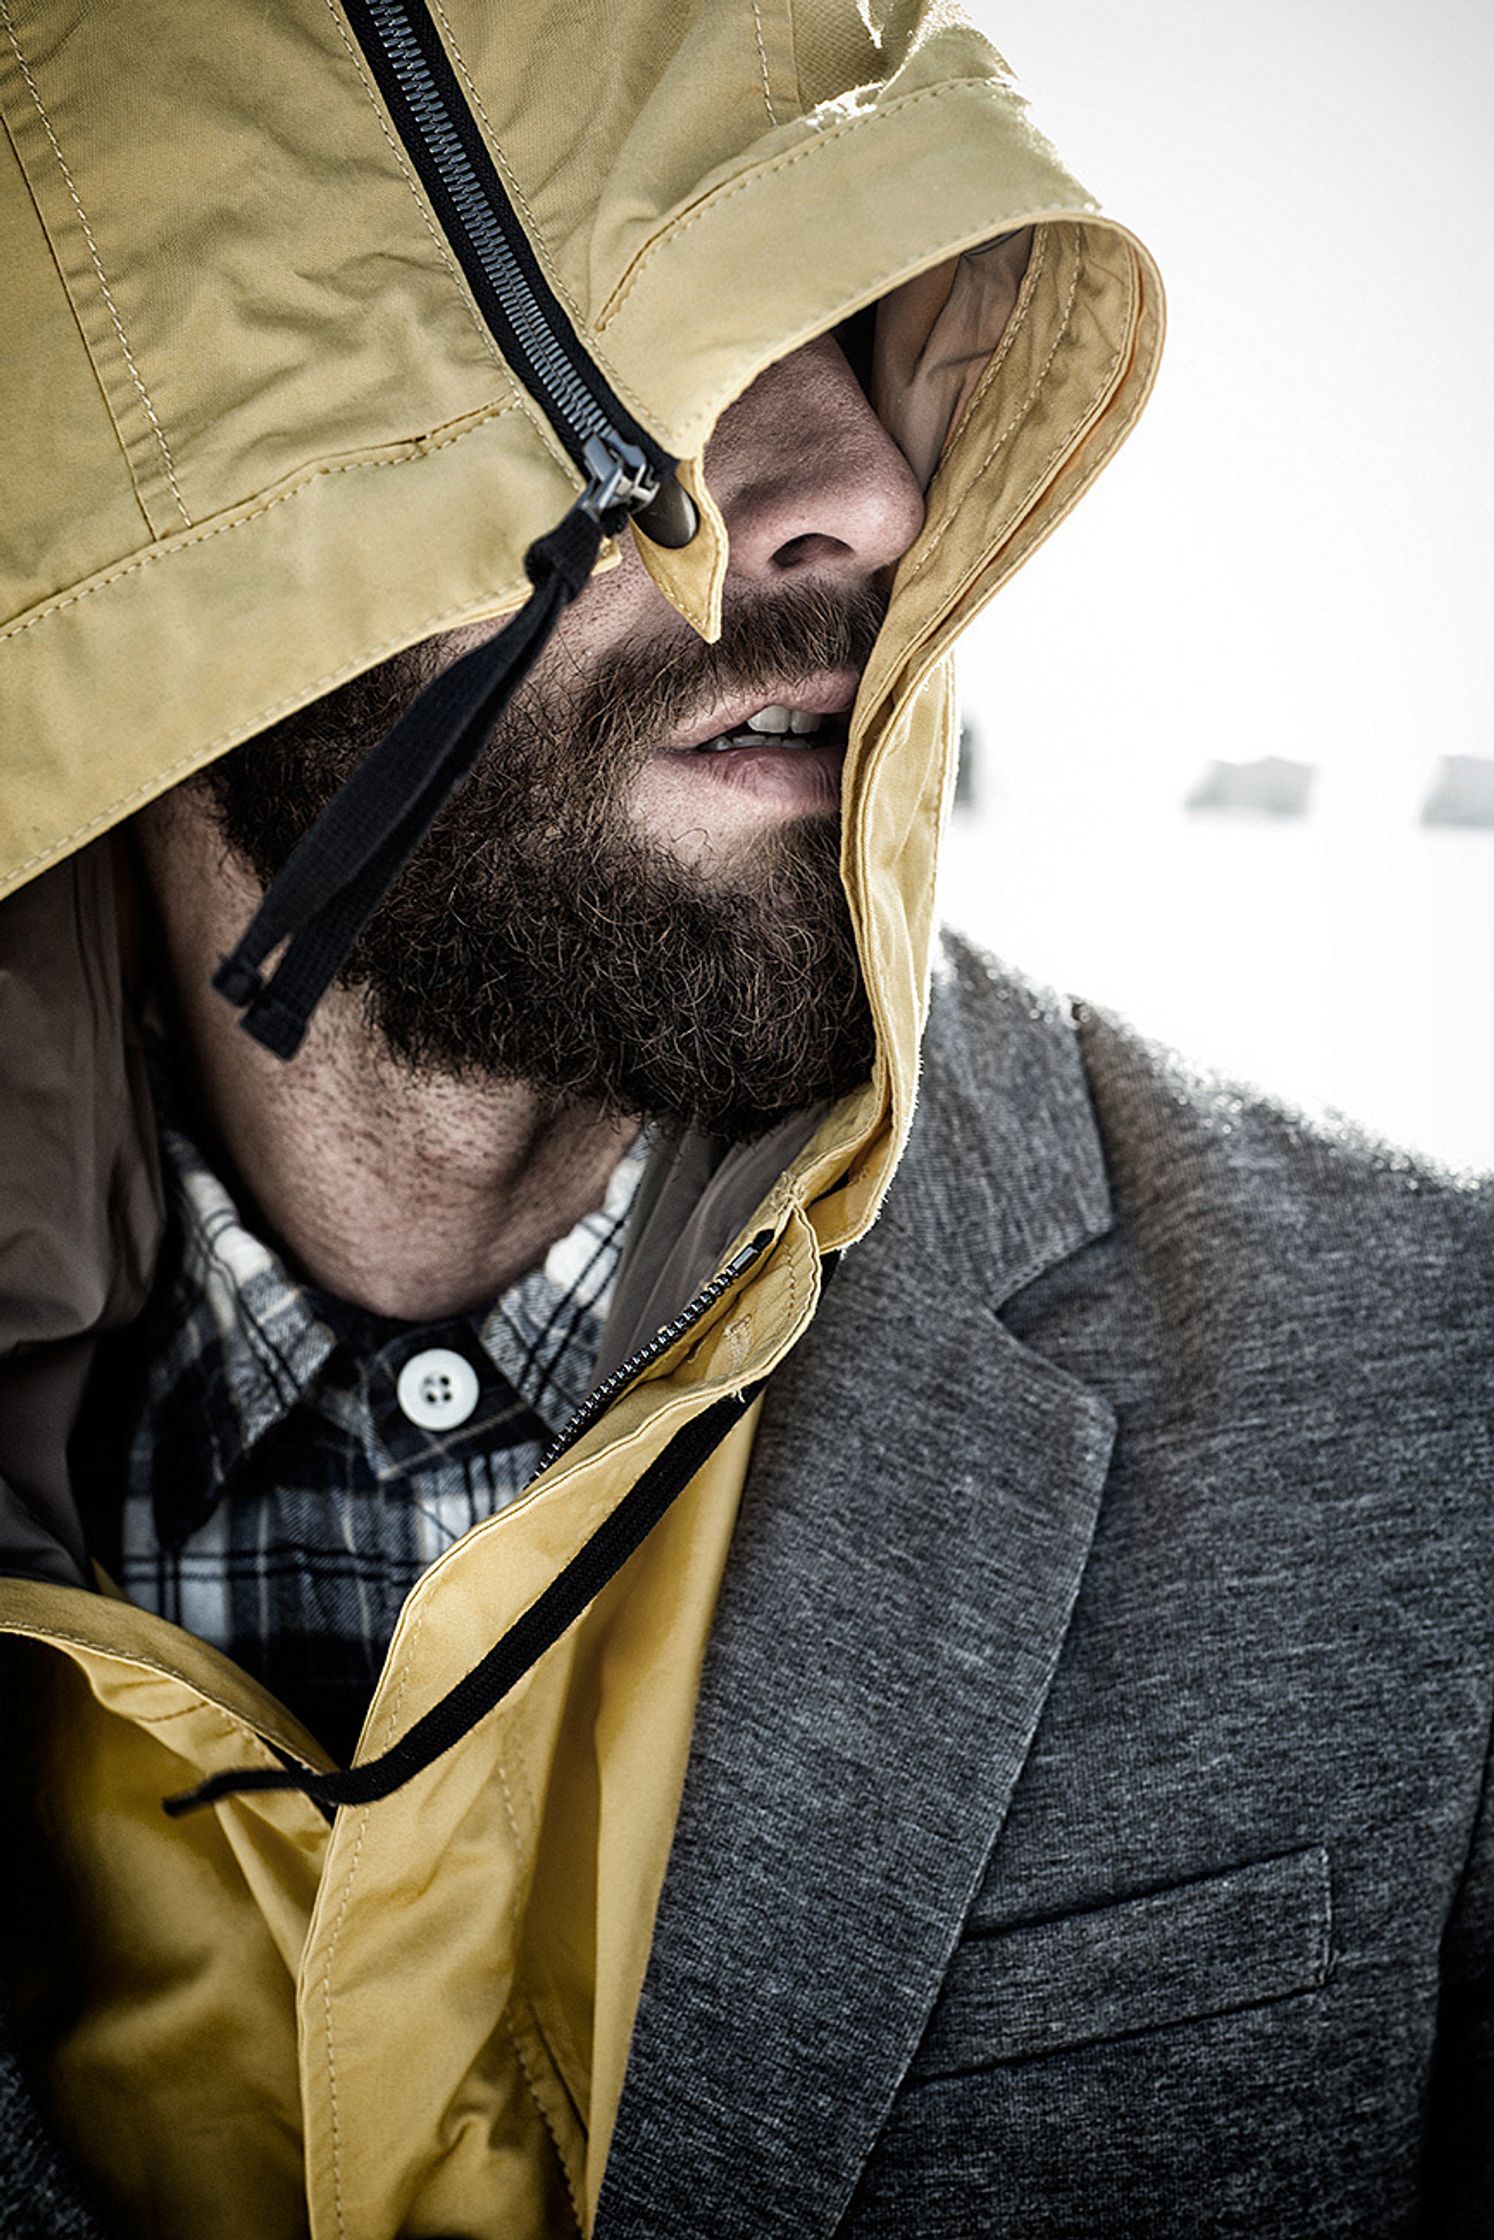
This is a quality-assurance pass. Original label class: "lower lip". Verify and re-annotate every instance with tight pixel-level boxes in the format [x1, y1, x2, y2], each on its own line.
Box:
[670, 739, 845, 809]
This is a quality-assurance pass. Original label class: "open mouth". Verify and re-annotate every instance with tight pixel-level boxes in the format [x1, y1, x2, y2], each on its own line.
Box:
[663, 673, 859, 760]
[687, 703, 848, 755]
[639, 689, 853, 832]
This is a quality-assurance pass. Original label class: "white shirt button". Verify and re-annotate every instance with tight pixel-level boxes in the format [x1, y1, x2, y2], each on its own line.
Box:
[396, 1347, 481, 1431]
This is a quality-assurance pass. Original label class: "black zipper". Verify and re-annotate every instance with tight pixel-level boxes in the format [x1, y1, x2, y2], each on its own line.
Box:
[187, 0, 783, 1812]
[537, 1229, 774, 1475]
[160, 1222, 832, 1814]
[216, 0, 707, 1060]
[333, 0, 769, 1457]
[342, 0, 680, 532]
[163, 1235, 784, 1817]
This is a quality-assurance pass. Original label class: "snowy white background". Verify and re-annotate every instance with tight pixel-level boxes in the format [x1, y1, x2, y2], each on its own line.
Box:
[946, 0, 1494, 1168]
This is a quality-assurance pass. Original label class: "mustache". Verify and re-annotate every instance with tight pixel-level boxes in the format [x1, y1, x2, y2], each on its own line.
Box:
[535, 578, 890, 766]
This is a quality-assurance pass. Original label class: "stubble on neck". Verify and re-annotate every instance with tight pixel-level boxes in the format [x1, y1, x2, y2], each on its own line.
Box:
[131, 784, 639, 1320]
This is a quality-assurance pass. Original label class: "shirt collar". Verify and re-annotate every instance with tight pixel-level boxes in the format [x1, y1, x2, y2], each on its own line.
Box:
[138, 1113, 645, 1547]
[476, 1138, 646, 1429]
[137, 1119, 340, 1542]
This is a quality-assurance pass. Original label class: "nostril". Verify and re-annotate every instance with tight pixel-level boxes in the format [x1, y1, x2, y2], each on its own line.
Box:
[771, 532, 853, 571]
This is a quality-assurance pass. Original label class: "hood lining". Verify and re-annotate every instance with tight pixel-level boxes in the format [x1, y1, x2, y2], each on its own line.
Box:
[924, 224, 1048, 480]
[901, 225, 1087, 597]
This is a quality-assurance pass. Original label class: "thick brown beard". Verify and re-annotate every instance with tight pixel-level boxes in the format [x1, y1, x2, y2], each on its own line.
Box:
[197, 582, 884, 1141]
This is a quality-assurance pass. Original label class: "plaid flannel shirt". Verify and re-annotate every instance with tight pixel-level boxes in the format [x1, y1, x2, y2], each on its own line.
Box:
[100, 1116, 645, 1762]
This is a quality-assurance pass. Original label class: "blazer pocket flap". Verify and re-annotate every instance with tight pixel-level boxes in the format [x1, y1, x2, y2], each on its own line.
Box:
[910, 1845, 1332, 2078]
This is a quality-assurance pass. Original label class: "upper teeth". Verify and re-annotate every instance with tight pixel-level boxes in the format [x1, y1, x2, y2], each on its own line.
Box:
[747, 705, 822, 736]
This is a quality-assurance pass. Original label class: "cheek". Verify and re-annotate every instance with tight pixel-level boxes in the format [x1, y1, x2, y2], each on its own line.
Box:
[548, 528, 680, 676]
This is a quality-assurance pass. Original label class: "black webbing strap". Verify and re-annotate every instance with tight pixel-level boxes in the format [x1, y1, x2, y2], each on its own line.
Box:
[164, 1378, 761, 1818]
[213, 501, 606, 1061]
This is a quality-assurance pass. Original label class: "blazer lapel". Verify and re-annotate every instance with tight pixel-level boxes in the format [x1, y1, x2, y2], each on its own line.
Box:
[598, 955, 1117, 2238]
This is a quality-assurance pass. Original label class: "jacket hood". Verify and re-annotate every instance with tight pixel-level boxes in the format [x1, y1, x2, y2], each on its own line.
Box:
[0, 0, 1162, 1570]
[2, 0, 1161, 853]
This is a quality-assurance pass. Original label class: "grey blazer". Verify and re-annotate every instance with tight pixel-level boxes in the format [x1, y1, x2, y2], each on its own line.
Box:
[4, 937, 1491, 2237]
[597, 937, 1494, 2239]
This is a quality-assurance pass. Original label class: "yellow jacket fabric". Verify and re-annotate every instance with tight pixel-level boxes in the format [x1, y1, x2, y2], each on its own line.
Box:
[0, 2, 1162, 2232]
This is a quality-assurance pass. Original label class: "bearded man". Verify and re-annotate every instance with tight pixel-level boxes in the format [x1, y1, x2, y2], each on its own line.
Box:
[0, 3, 1489, 2238]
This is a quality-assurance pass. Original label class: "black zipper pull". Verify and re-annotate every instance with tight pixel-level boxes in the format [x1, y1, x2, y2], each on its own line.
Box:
[580, 432, 656, 518]
[215, 455, 643, 1061]
[587, 434, 699, 550]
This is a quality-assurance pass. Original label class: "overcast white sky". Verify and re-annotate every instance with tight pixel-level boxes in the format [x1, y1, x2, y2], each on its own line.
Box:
[943, 0, 1494, 1166]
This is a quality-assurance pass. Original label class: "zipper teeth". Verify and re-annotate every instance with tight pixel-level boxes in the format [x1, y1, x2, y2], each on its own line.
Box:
[344, 1, 744, 1479]
[538, 1232, 773, 1474]
[363, 0, 614, 452]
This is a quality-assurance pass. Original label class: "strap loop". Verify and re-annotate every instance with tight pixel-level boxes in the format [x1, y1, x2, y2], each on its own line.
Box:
[213, 498, 608, 1060]
[164, 1381, 759, 1818]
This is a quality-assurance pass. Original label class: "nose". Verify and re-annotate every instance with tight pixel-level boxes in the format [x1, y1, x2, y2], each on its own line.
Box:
[705, 333, 926, 586]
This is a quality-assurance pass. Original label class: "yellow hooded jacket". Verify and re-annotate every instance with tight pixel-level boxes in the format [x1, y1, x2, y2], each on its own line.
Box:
[0, 2, 1162, 2232]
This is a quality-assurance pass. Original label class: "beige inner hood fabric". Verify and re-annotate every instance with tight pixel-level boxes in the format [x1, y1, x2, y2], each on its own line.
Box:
[0, 2, 1163, 2234]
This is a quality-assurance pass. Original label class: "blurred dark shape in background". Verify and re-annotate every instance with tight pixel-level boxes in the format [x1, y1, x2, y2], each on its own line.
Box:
[1421, 757, 1494, 831]
[956, 717, 981, 812]
[1185, 758, 1316, 818]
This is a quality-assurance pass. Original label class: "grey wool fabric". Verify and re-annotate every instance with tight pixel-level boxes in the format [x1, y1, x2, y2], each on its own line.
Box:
[596, 936, 1494, 2238]
[0, 2008, 108, 2239]
[2, 935, 1490, 2235]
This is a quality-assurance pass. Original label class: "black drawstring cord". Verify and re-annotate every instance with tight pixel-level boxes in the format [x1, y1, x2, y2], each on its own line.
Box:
[213, 500, 609, 1061]
[163, 1380, 761, 1819]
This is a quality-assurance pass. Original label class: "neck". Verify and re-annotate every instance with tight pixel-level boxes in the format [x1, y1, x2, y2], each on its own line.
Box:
[132, 791, 638, 1321]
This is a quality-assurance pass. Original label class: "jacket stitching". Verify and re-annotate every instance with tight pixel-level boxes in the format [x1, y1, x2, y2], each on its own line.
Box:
[4, 600, 508, 869]
[0, 431, 555, 888]
[427, 0, 587, 333]
[314, 1600, 423, 2238]
[493, 1743, 554, 2109]
[596, 79, 1010, 330]
[749, 0, 780, 126]
[495, 1720, 542, 1917]
[420, 1, 669, 443]
[1, 1622, 331, 1778]
[506, 2013, 586, 2232]
[0, 1619, 309, 1738]
[936, 223, 1050, 465]
[117, 1698, 251, 1737]
[782, 0, 804, 114]
[900, 235, 1085, 592]
[0, 400, 524, 648]
[319, 1812, 367, 2240]
[0, 583, 504, 882]
[0, 1, 192, 529]
[317, 0, 507, 373]
[494, 1746, 530, 1889]
[977, 237, 1135, 572]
